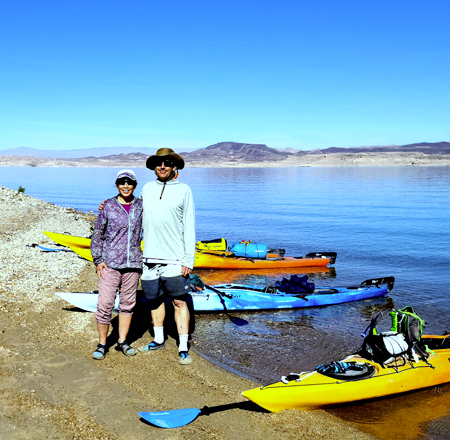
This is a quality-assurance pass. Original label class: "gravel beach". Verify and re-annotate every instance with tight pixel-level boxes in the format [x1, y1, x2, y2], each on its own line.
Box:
[0, 185, 378, 440]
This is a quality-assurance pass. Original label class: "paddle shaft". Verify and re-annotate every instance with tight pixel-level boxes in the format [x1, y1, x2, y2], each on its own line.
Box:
[204, 284, 234, 299]
[203, 284, 248, 326]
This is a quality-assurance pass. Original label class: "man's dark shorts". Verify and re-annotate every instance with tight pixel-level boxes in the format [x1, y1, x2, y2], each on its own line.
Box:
[141, 263, 191, 300]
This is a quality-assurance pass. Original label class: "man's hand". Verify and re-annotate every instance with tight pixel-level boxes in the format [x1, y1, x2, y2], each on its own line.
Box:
[98, 200, 106, 211]
[96, 262, 108, 280]
[181, 266, 192, 277]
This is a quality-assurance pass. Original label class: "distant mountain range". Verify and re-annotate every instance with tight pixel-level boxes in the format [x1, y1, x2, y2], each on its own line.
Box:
[184, 141, 450, 162]
[1, 141, 449, 168]
[306, 142, 450, 155]
[184, 142, 291, 163]
[1, 141, 448, 161]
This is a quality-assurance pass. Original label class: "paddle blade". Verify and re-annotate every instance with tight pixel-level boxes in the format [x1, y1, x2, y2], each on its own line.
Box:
[139, 408, 201, 428]
[37, 245, 65, 252]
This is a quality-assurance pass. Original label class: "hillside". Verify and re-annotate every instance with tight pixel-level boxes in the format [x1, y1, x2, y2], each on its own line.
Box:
[1, 141, 450, 167]
[185, 142, 292, 163]
[310, 142, 450, 155]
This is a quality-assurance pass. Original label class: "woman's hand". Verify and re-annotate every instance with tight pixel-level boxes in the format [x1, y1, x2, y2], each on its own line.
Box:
[98, 200, 106, 211]
[96, 262, 108, 280]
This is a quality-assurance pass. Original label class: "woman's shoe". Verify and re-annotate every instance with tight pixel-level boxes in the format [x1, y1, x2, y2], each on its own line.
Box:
[93, 344, 107, 360]
[115, 341, 136, 356]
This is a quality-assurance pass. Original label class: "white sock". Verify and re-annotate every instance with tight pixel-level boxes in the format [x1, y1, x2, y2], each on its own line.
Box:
[153, 326, 164, 344]
[178, 334, 189, 352]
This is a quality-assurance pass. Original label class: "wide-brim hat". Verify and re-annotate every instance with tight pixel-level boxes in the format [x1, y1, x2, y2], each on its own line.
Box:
[146, 148, 185, 170]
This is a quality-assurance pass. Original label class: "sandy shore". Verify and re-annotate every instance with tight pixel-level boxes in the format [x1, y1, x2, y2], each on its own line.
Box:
[0, 186, 377, 440]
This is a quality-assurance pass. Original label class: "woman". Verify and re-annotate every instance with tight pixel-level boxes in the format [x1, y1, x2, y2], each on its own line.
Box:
[90, 169, 143, 360]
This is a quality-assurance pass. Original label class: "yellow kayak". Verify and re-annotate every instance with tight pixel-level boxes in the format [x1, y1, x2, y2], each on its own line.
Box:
[43, 231, 143, 262]
[242, 335, 450, 412]
[43, 231, 91, 249]
[44, 231, 335, 270]
[194, 251, 335, 270]
[68, 246, 94, 261]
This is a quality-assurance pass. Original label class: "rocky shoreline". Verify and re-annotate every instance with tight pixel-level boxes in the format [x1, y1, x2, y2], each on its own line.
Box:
[0, 185, 378, 440]
[1, 152, 450, 168]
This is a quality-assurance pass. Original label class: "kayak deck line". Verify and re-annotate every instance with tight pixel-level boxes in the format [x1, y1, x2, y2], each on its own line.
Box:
[263, 362, 436, 390]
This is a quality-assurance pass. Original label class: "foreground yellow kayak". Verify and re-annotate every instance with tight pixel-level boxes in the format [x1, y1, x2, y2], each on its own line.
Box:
[242, 335, 450, 412]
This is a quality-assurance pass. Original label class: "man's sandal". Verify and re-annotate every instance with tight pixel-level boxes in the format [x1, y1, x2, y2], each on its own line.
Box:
[115, 341, 136, 356]
[93, 344, 107, 360]
[179, 351, 192, 365]
[138, 341, 165, 353]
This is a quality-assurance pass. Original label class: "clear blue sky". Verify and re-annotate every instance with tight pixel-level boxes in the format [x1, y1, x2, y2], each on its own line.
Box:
[1, 0, 449, 151]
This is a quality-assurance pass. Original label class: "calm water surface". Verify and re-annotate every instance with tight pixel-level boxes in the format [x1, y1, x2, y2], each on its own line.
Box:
[2, 165, 450, 439]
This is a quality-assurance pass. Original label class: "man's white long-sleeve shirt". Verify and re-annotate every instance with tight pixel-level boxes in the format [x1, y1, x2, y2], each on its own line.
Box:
[141, 179, 196, 269]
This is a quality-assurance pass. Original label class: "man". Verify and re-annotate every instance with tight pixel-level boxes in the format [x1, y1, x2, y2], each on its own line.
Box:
[138, 148, 196, 365]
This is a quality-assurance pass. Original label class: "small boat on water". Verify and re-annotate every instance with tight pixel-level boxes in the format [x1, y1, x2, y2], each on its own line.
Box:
[193, 250, 336, 270]
[242, 334, 450, 412]
[55, 277, 394, 313]
[43, 231, 337, 270]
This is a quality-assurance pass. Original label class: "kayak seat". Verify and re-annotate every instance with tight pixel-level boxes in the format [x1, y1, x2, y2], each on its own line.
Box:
[316, 362, 376, 381]
[267, 248, 286, 257]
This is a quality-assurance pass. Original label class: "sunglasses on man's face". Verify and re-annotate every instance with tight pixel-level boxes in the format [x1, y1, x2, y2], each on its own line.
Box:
[117, 178, 136, 186]
[156, 159, 174, 168]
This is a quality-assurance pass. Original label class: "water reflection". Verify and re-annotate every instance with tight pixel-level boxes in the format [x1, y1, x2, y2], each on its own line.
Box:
[195, 266, 335, 286]
[327, 384, 450, 440]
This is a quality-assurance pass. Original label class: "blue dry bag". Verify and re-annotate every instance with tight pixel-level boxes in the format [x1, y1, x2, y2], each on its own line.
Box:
[229, 241, 268, 259]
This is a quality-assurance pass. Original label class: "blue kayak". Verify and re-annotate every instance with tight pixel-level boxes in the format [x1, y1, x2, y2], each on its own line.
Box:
[56, 277, 394, 313]
[191, 277, 394, 311]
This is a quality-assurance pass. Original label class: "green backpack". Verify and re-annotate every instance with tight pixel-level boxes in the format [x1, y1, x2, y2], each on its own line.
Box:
[390, 306, 426, 345]
[358, 306, 429, 366]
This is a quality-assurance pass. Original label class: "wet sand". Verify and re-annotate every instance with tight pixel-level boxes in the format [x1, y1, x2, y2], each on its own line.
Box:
[0, 186, 379, 440]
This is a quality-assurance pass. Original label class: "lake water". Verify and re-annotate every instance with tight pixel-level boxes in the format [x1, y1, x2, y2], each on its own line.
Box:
[2, 165, 450, 439]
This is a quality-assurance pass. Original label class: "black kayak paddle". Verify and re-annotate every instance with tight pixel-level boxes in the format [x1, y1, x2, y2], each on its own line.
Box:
[139, 401, 259, 429]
